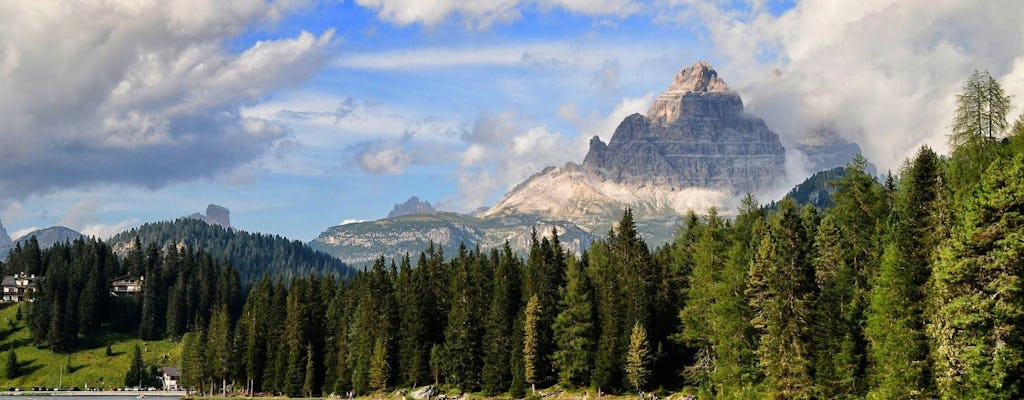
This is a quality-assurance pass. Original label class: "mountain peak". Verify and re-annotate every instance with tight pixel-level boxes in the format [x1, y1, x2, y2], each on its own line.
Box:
[646, 61, 736, 124]
[388, 196, 436, 218]
[666, 61, 730, 94]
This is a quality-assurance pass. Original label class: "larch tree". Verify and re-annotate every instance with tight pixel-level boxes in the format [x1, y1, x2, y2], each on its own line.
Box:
[625, 322, 651, 394]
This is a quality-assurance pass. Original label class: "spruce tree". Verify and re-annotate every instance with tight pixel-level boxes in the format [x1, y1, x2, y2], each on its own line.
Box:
[482, 243, 522, 394]
[865, 146, 941, 399]
[523, 294, 542, 391]
[5, 349, 18, 379]
[125, 344, 145, 388]
[552, 256, 595, 387]
[929, 154, 1024, 399]
[747, 199, 816, 399]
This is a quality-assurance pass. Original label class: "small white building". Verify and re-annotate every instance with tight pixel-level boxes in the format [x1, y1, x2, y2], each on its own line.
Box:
[161, 366, 181, 391]
[111, 275, 144, 295]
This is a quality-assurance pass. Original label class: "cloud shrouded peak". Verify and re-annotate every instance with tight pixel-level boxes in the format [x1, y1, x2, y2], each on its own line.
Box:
[0, 1, 333, 200]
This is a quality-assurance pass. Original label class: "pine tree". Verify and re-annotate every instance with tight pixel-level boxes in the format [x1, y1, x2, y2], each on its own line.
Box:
[125, 344, 146, 388]
[678, 210, 725, 385]
[206, 305, 232, 392]
[482, 243, 522, 394]
[865, 146, 941, 399]
[929, 154, 1024, 399]
[589, 241, 621, 391]
[949, 70, 1014, 194]
[812, 155, 885, 399]
[5, 349, 18, 379]
[625, 322, 651, 394]
[523, 294, 542, 391]
[304, 344, 317, 397]
[747, 200, 816, 399]
[552, 256, 594, 387]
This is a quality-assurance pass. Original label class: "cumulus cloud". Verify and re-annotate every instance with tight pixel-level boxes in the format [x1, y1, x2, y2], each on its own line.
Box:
[440, 113, 581, 210]
[590, 59, 622, 93]
[661, 0, 1024, 171]
[81, 219, 140, 240]
[355, 0, 637, 29]
[0, 1, 333, 200]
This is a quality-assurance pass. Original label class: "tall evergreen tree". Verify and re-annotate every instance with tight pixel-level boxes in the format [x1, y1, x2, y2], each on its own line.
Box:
[482, 242, 522, 394]
[747, 200, 816, 399]
[552, 255, 595, 387]
[523, 294, 542, 392]
[929, 154, 1024, 399]
[865, 146, 941, 399]
[5, 349, 18, 379]
[125, 344, 146, 387]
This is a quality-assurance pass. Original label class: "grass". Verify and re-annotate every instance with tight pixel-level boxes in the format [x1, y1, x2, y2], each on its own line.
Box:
[0, 303, 182, 390]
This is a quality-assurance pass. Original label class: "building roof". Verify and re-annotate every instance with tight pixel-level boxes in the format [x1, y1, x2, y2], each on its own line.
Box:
[111, 275, 143, 284]
[161, 366, 181, 377]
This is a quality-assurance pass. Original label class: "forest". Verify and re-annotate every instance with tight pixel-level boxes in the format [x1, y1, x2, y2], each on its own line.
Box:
[2, 71, 1024, 400]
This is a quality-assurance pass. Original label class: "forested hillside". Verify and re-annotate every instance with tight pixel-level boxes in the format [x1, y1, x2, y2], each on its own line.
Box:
[109, 218, 354, 283]
[0, 70, 1022, 399]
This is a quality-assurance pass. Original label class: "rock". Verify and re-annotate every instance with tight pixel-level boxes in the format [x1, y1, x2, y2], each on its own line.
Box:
[0, 218, 12, 260]
[12, 226, 83, 249]
[185, 204, 231, 228]
[793, 128, 876, 175]
[205, 204, 231, 228]
[388, 196, 436, 218]
[583, 61, 786, 192]
[410, 385, 439, 400]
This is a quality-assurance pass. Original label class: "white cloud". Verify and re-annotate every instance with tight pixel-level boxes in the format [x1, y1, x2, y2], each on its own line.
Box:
[0, 1, 332, 199]
[341, 219, 366, 225]
[10, 227, 41, 241]
[662, 0, 1024, 172]
[57, 199, 101, 230]
[355, 0, 637, 29]
[1, 202, 24, 225]
[81, 219, 139, 240]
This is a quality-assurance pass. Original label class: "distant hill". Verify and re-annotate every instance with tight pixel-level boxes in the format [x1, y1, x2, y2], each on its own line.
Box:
[771, 167, 848, 209]
[110, 218, 354, 283]
[310, 212, 593, 266]
[1, 226, 84, 261]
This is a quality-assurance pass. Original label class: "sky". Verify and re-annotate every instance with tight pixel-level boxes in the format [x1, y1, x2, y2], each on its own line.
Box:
[3, 0, 1024, 241]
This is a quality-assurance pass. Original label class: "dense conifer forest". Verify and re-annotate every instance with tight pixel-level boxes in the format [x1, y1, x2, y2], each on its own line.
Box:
[2, 71, 1024, 399]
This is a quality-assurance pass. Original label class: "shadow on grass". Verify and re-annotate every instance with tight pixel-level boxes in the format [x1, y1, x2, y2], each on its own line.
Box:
[17, 359, 42, 376]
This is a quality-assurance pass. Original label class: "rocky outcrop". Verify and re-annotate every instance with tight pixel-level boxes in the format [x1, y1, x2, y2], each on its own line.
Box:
[0, 219, 12, 259]
[187, 204, 231, 228]
[583, 61, 786, 192]
[206, 204, 231, 228]
[14, 226, 83, 249]
[388, 196, 436, 218]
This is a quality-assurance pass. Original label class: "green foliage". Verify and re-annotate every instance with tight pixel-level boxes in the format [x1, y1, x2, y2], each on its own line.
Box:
[110, 218, 354, 284]
[625, 322, 651, 393]
[124, 344, 145, 387]
[552, 256, 595, 387]
[523, 294, 542, 387]
[929, 154, 1024, 399]
[748, 200, 816, 399]
[5, 349, 18, 379]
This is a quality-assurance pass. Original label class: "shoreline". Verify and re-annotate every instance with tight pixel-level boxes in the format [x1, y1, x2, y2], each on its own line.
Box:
[0, 390, 185, 397]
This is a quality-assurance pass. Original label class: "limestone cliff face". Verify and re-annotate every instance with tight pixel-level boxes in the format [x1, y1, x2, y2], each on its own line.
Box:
[583, 61, 786, 192]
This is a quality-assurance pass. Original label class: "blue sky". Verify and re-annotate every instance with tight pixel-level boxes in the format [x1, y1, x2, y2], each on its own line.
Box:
[2, 0, 1024, 241]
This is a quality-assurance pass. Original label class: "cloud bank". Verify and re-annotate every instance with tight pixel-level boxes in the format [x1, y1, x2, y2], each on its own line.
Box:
[355, 0, 638, 29]
[0, 1, 333, 201]
[666, 0, 1024, 171]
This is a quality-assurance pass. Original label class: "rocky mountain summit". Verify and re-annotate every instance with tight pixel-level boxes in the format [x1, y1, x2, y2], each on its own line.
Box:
[0, 219, 12, 258]
[583, 61, 786, 192]
[388, 196, 436, 218]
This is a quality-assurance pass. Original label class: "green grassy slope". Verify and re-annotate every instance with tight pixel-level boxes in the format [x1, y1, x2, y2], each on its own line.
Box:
[0, 304, 181, 390]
